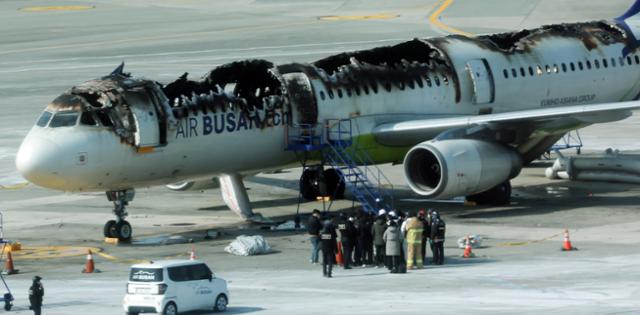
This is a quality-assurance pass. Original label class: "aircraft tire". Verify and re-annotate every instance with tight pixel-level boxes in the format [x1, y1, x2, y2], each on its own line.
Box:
[466, 181, 511, 205]
[300, 168, 321, 201]
[114, 220, 133, 241]
[324, 168, 345, 199]
[104, 220, 117, 238]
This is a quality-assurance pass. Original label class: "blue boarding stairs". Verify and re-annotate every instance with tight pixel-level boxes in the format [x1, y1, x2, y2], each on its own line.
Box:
[286, 119, 394, 214]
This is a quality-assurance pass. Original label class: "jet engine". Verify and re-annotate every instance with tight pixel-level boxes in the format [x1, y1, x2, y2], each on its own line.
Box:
[166, 178, 220, 191]
[403, 139, 522, 199]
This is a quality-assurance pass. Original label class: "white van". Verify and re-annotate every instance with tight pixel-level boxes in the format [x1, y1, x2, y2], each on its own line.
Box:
[123, 260, 229, 315]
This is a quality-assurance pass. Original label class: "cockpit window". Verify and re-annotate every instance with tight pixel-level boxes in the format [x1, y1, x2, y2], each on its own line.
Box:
[80, 112, 98, 126]
[36, 111, 53, 127]
[49, 112, 79, 128]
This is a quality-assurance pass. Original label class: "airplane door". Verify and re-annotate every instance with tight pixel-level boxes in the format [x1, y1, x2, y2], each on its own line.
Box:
[466, 59, 495, 104]
[126, 91, 160, 148]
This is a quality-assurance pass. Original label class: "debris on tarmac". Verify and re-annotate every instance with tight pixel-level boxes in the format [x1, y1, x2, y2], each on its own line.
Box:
[225, 235, 272, 256]
[270, 220, 305, 231]
[130, 229, 220, 246]
[457, 235, 483, 249]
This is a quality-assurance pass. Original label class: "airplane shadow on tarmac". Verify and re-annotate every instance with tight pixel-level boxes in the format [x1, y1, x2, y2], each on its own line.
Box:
[395, 179, 640, 220]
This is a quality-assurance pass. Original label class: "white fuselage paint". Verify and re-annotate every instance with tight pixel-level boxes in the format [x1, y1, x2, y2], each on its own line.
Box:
[17, 21, 640, 192]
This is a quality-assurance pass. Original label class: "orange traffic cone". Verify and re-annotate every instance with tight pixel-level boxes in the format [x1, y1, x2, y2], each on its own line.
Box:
[82, 250, 96, 273]
[462, 236, 475, 258]
[562, 229, 577, 251]
[190, 247, 196, 260]
[3, 251, 18, 275]
[335, 243, 344, 266]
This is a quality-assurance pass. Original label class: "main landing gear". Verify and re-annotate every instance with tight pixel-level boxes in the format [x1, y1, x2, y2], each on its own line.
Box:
[299, 167, 345, 201]
[104, 189, 135, 241]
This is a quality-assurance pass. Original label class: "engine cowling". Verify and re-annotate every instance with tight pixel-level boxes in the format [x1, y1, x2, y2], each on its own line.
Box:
[166, 178, 220, 191]
[403, 139, 522, 199]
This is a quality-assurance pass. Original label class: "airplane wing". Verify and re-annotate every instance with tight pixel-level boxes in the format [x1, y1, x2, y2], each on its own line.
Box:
[373, 101, 640, 146]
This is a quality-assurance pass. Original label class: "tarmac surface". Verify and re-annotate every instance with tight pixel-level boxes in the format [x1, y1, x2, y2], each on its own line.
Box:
[1, 0, 640, 314]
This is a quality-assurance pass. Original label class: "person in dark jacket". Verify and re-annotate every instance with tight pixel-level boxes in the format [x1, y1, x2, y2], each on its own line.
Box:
[337, 212, 357, 269]
[29, 276, 44, 315]
[418, 209, 430, 266]
[430, 212, 446, 265]
[371, 210, 387, 267]
[320, 219, 338, 277]
[358, 212, 374, 266]
[307, 209, 322, 264]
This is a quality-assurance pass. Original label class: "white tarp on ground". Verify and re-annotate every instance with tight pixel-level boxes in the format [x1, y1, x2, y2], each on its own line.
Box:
[225, 235, 272, 256]
[457, 235, 483, 249]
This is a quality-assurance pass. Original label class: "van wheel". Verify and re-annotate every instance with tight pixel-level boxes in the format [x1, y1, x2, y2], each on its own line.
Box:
[214, 294, 228, 312]
[163, 302, 177, 315]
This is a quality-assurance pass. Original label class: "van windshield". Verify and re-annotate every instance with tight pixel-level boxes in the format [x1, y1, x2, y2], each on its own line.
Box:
[130, 268, 163, 282]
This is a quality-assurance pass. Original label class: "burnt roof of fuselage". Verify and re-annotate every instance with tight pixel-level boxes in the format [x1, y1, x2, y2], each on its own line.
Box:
[444, 20, 629, 53]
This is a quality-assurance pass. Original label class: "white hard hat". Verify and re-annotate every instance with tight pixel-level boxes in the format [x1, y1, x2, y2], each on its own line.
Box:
[378, 209, 387, 216]
[388, 211, 397, 217]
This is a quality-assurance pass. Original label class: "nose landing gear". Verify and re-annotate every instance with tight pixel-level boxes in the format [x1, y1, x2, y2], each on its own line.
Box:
[104, 190, 135, 241]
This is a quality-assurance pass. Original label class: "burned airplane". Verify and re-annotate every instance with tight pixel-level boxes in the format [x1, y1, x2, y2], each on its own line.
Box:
[16, 2, 640, 240]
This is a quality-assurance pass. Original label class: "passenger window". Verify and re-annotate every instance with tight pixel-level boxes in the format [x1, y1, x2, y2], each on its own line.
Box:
[80, 112, 98, 126]
[602, 58, 608, 68]
[192, 264, 212, 280]
[425, 77, 432, 87]
[337, 89, 343, 98]
[36, 111, 53, 127]
[619, 57, 625, 67]
[570, 63, 576, 71]
[384, 82, 392, 92]
[434, 76, 441, 86]
[578, 62, 584, 70]
[168, 266, 190, 282]
[553, 64, 559, 73]
[363, 85, 370, 95]
[354, 86, 361, 96]
[627, 56, 633, 65]
[346, 88, 352, 97]
[528, 66, 534, 76]
[594, 59, 600, 69]
[586, 60, 592, 69]
[511, 68, 517, 78]
[96, 111, 114, 127]
[561, 63, 567, 72]
[520, 67, 526, 77]
[545, 65, 551, 74]
[49, 112, 79, 128]
[503, 69, 509, 79]
[611, 58, 616, 67]
[319, 91, 326, 100]
[536, 65, 543, 75]
[416, 78, 424, 88]
[442, 76, 449, 85]
[635, 55, 640, 64]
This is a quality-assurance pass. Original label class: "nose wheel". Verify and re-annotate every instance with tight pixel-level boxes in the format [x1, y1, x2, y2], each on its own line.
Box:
[104, 190, 135, 241]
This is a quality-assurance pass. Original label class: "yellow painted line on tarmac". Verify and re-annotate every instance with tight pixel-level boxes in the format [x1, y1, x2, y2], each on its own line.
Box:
[496, 232, 563, 247]
[428, 0, 473, 37]
[0, 182, 29, 190]
[319, 13, 399, 21]
[95, 252, 149, 264]
[8, 246, 102, 260]
[19, 5, 94, 12]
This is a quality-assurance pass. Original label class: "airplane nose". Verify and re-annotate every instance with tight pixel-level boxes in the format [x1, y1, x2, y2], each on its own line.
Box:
[16, 136, 67, 189]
